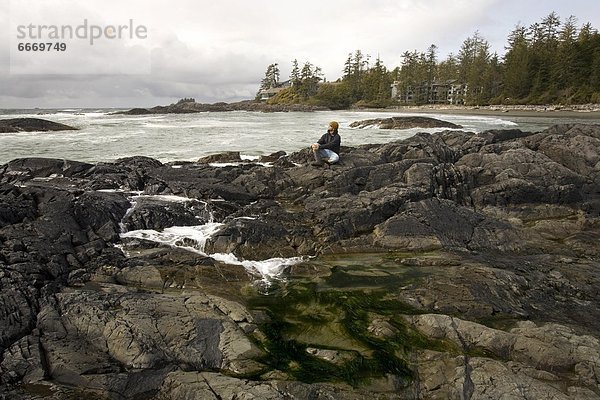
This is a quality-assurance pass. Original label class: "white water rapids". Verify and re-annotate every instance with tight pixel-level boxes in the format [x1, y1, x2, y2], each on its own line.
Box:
[117, 194, 304, 279]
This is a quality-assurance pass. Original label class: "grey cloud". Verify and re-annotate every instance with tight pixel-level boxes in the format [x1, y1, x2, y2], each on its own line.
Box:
[2, 0, 598, 108]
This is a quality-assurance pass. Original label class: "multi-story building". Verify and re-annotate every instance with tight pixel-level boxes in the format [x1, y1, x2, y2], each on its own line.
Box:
[446, 81, 467, 105]
[391, 80, 467, 105]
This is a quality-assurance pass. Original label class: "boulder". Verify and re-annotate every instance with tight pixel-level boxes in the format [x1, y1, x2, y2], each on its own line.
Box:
[120, 196, 213, 232]
[406, 314, 600, 398]
[197, 151, 243, 164]
[350, 116, 462, 129]
[0, 118, 78, 133]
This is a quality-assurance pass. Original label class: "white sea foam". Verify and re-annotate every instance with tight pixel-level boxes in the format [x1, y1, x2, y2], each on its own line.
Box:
[97, 189, 144, 194]
[210, 253, 304, 277]
[119, 223, 304, 278]
[0, 109, 582, 165]
[119, 199, 139, 233]
[208, 162, 273, 168]
[120, 223, 223, 251]
[132, 194, 203, 203]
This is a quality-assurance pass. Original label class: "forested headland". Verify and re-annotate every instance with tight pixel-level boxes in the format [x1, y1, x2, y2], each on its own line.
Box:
[257, 12, 600, 109]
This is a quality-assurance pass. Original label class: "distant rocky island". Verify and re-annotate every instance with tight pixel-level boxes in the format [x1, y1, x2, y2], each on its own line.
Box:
[0, 118, 78, 133]
[1, 124, 600, 399]
[118, 99, 328, 114]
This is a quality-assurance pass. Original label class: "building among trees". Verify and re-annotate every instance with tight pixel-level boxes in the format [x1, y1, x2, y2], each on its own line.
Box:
[258, 80, 292, 101]
[257, 13, 600, 108]
[391, 80, 467, 104]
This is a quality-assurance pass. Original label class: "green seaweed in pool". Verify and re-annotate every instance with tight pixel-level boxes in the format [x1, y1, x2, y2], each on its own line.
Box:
[245, 252, 462, 387]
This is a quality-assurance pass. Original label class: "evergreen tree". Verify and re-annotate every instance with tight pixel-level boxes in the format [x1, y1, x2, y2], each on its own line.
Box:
[343, 50, 370, 101]
[502, 25, 531, 100]
[396, 50, 427, 104]
[290, 59, 300, 86]
[486, 53, 504, 102]
[294, 61, 322, 98]
[553, 16, 579, 93]
[361, 55, 391, 104]
[425, 44, 438, 102]
[397, 51, 413, 103]
[574, 22, 600, 100]
[458, 31, 492, 104]
[437, 53, 459, 83]
[258, 12, 599, 107]
[528, 13, 563, 99]
[343, 53, 353, 78]
[259, 63, 280, 91]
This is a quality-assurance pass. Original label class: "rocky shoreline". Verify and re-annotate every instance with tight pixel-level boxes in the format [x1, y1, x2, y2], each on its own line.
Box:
[392, 103, 600, 113]
[115, 99, 600, 117]
[384, 103, 600, 119]
[1, 124, 599, 399]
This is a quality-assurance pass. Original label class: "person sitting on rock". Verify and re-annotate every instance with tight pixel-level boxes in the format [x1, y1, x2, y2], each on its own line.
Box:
[311, 121, 341, 166]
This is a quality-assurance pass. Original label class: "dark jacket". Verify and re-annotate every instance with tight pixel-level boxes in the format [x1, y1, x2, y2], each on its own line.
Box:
[317, 132, 341, 154]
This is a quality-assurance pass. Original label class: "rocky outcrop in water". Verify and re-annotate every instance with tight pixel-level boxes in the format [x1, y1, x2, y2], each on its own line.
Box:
[349, 116, 462, 129]
[1, 124, 599, 399]
[0, 118, 78, 133]
[117, 100, 328, 115]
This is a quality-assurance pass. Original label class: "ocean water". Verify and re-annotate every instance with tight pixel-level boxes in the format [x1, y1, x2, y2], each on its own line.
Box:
[1, 108, 598, 165]
[2, 108, 598, 279]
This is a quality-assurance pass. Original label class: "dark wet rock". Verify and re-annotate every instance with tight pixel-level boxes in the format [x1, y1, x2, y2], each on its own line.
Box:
[373, 198, 541, 253]
[405, 315, 600, 399]
[205, 199, 317, 259]
[1, 123, 600, 399]
[121, 196, 213, 232]
[0, 334, 45, 385]
[73, 191, 131, 242]
[0, 118, 78, 133]
[0, 158, 93, 184]
[258, 150, 286, 163]
[113, 155, 164, 169]
[120, 107, 152, 115]
[350, 116, 462, 129]
[369, 131, 463, 163]
[147, 163, 258, 202]
[197, 151, 243, 164]
[0, 185, 37, 228]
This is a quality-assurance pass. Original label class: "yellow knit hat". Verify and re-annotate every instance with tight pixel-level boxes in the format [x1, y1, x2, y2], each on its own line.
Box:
[329, 121, 339, 130]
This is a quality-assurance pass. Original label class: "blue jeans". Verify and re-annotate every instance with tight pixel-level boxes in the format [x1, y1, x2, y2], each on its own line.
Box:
[317, 149, 339, 164]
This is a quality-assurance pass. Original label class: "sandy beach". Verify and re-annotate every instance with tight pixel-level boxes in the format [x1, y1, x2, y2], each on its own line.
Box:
[382, 104, 600, 119]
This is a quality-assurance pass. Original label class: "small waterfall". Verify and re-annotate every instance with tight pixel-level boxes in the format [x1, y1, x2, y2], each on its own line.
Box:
[117, 193, 304, 279]
[200, 200, 215, 224]
[119, 199, 138, 233]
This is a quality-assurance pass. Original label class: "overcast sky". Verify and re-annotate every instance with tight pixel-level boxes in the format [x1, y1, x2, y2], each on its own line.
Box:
[1, 0, 598, 108]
